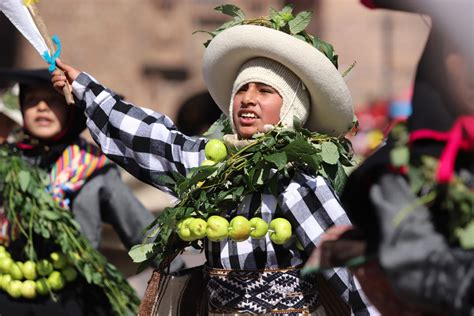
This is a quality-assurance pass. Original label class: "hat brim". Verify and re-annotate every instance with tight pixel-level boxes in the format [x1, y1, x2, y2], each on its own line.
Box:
[0, 68, 51, 87]
[202, 25, 354, 136]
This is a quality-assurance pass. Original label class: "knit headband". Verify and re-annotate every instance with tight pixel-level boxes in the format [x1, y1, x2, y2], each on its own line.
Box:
[229, 58, 310, 132]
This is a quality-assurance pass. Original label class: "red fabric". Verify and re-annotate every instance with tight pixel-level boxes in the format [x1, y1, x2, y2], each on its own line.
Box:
[409, 116, 474, 183]
[361, 0, 377, 9]
[17, 142, 34, 150]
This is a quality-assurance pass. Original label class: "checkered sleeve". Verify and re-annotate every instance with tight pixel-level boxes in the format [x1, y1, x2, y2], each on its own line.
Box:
[278, 174, 378, 315]
[71, 72, 207, 195]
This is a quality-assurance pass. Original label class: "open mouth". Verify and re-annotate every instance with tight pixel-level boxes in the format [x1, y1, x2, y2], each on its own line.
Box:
[238, 111, 259, 124]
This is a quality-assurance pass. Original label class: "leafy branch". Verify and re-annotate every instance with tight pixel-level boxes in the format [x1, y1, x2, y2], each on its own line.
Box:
[130, 119, 355, 268]
[389, 123, 474, 249]
[0, 146, 140, 315]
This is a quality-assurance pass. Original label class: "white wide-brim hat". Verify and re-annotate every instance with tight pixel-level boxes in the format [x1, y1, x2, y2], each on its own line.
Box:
[202, 25, 354, 136]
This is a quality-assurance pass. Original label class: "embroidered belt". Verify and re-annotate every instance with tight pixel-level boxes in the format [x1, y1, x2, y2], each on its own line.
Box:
[205, 266, 320, 314]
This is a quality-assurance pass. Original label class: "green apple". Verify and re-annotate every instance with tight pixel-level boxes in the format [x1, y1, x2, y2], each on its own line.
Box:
[36, 259, 53, 277]
[176, 217, 197, 242]
[269, 218, 292, 245]
[47, 271, 65, 291]
[22, 261, 37, 280]
[200, 159, 216, 166]
[50, 252, 67, 270]
[249, 217, 269, 239]
[204, 139, 228, 162]
[10, 263, 24, 280]
[0, 251, 10, 260]
[35, 277, 50, 295]
[61, 266, 78, 282]
[228, 216, 251, 242]
[21, 280, 37, 299]
[1, 274, 12, 290]
[189, 218, 207, 240]
[0, 257, 13, 273]
[206, 215, 229, 242]
[0, 245, 6, 253]
[7, 280, 22, 298]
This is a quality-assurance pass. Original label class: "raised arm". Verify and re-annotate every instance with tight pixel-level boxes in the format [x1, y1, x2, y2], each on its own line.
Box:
[52, 60, 207, 195]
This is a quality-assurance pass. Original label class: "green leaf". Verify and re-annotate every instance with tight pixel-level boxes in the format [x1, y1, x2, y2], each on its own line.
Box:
[270, 14, 286, 29]
[299, 153, 321, 171]
[288, 11, 312, 35]
[281, 4, 294, 14]
[38, 226, 50, 239]
[128, 243, 157, 263]
[39, 210, 61, 221]
[232, 186, 245, 201]
[264, 152, 287, 170]
[456, 221, 474, 249]
[408, 165, 424, 193]
[92, 272, 103, 285]
[312, 37, 338, 68]
[214, 4, 246, 19]
[321, 142, 339, 165]
[390, 147, 409, 167]
[18, 170, 31, 192]
[333, 162, 348, 194]
[283, 137, 316, 160]
[83, 264, 92, 283]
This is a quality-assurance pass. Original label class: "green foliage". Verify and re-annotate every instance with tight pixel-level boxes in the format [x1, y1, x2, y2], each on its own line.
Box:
[1, 88, 20, 111]
[130, 121, 355, 268]
[390, 123, 474, 249]
[0, 146, 139, 315]
[195, 4, 339, 68]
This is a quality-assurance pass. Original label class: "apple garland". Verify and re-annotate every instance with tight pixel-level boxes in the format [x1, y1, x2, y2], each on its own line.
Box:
[0, 247, 79, 300]
[0, 145, 140, 315]
[129, 118, 356, 270]
[175, 215, 292, 245]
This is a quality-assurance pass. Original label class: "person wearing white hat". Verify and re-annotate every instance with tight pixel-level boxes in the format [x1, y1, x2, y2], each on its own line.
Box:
[52, 5, 376, 315]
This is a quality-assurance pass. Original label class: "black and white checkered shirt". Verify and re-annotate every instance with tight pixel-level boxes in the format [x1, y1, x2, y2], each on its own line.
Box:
[72, 73, 378, 315]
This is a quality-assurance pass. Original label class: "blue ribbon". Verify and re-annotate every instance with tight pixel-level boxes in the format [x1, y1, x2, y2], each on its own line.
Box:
[42, 35, 61, 73]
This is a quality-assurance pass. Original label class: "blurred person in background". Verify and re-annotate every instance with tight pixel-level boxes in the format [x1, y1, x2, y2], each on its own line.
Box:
[0, 68, 183, 315]
[305, 0, 473, 315]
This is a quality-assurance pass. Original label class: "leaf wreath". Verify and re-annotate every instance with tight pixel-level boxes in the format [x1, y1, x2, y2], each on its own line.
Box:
[130, 118, 356, 269]
[194, 4, 340, 69]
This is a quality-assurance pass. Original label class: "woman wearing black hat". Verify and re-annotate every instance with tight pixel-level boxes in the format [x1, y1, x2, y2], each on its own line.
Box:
[0, 69, 158, 315]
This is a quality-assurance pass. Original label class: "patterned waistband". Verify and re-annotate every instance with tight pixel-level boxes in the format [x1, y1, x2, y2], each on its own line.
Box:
[205, 265, 320, 314]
